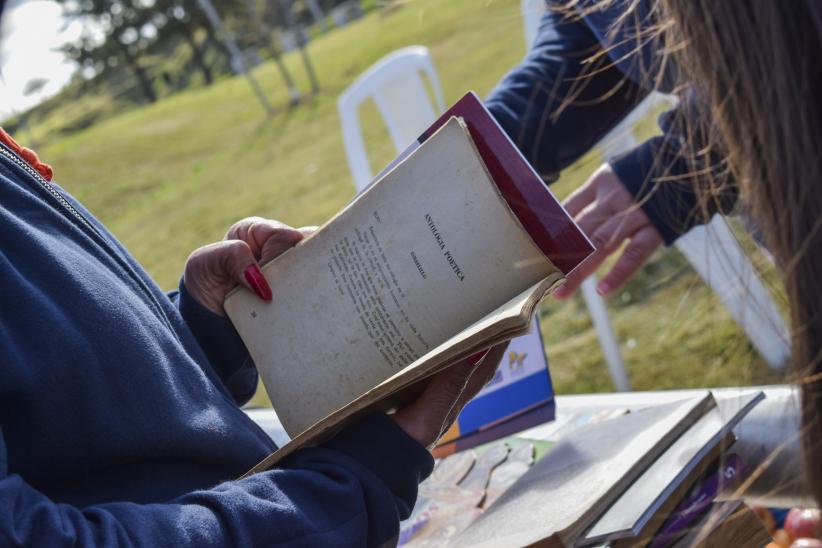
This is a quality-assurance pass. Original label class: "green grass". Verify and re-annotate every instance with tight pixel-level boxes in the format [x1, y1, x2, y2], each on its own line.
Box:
[28, 0, 785, 404]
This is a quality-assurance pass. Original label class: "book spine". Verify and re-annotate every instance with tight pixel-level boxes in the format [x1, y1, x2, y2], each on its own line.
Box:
[648, 454, 746, 548]
[418, 93, 593, 275]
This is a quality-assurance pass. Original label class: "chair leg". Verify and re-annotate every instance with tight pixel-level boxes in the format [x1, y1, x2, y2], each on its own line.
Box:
[674, 216, 791, 369]
[581, 276, 631, 391]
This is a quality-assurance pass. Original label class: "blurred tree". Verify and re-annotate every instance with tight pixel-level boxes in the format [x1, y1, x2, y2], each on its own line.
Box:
[277, 0, 319, 94]
[241, 0, 301, 105]
[59, 0, 158, 103]
[58, 0, 328, 106]
[154, 0, 214, 86]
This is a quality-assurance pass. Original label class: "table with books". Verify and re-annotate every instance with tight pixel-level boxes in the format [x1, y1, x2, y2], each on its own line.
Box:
[247, 384, 807, 547]
[397, 385, 808, 547]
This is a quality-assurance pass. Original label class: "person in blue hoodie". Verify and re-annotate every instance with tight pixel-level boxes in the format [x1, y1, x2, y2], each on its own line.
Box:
[487, 0, 734, 300]
[0, 10, 504, 542]
[0, 122, 503, 545]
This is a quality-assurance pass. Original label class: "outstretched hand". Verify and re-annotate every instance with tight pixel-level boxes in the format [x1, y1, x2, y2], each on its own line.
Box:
[555, 164, 664, 299]
[184, 217, 316, 316]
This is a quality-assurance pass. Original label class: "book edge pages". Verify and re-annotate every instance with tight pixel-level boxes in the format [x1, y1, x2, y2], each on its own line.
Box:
[452, 393, 715, 548]
[581, 407, 725, 544]
[556, 393, 716, 546]
[241, 275, 561, 477]
[629, 391, 764, 536]
[581, 391, 765, 545]
[607, 431, 736, 548]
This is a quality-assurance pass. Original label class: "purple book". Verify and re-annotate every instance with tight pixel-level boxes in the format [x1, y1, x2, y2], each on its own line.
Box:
[649, 454, 747, 548]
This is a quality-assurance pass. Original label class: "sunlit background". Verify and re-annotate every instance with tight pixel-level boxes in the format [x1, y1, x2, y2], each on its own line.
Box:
[0, 0, 789, 403]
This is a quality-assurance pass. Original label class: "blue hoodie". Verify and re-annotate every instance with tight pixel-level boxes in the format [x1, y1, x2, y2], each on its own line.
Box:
[0, 137, 433, 546]
[487, 0, 736, 245]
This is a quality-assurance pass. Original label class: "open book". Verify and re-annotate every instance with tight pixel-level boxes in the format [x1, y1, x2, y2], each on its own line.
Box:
[225, 93, 593, 473]
[449, 391, 764, 548]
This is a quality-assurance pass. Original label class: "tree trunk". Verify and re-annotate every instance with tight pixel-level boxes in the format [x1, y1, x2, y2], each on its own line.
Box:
[279, 0, 319, 94]
[264, 41, 301, 105]
[201, 21, 233, 68]
[296, 32, 319, 94]
[180, 24, 213, 85]
[119, 41, 157, 103]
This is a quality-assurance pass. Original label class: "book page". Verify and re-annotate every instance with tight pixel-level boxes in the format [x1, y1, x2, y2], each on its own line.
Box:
[225, 117, 559, 435]
[243, 279, 559, 476]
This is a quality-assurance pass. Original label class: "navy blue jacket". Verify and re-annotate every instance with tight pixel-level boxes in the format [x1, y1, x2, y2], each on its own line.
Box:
[0, 139, 433, 546]
[487, 0, 734, 244]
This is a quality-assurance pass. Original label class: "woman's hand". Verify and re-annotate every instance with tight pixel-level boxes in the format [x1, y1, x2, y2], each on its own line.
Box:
[184, 217, 315, 316]
[555, 164, 664, 299]
[392, 343, 508, 449]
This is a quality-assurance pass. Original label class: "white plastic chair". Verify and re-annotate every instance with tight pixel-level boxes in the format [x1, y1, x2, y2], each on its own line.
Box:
[522, 0, 547, 48]
[338, 46, 445, 189]
[337, 45, 627, 392]
[522, 1, 791, 370]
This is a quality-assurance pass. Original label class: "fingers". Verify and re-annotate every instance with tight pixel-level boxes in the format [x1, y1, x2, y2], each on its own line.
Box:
[216, 239, 273, 301]
[436, 343, 509, 442]
[553, 204, 615, 299]
[184, 239, 273, 315]
[554, 213, 660, 300]
[451, 343, 509, 412]
[207, 239, 273, 300]
[225, 217, 304, 264]
[392, 343, 509, 448]
[553, 255, 601, 299]
[556, 164, 656, 300]
[297, 225, 319, 238]
[597, 225, 663, 296]
[589, 208, 648, 256]
[563, 172, 600, 217]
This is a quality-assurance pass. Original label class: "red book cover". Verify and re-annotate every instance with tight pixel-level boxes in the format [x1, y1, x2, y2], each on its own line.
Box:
[417, 92, 593, 275]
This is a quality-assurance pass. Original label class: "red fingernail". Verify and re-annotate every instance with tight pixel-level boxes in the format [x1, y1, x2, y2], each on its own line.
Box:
[244, 265, 272, 301]
[467, 349, 490, 366]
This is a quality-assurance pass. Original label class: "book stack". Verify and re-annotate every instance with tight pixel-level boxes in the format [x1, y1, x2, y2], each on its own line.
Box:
[449, 391, 768, 548]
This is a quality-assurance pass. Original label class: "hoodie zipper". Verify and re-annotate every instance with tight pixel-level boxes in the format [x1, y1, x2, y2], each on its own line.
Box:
[0, 143, 100, 236]
[0, 142, 183, 338]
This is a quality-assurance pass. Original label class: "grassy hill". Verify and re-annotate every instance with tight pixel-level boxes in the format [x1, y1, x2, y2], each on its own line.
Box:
[28, 0, 785, 403]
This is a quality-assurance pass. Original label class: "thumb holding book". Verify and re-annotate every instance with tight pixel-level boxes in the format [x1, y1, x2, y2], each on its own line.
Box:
[392, 343, 509, 450]
[183, 217, 311, 316]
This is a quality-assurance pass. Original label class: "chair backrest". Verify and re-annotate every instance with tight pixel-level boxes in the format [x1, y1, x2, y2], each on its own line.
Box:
[521, 0, 546, 48]
[337, 45, 445, 191]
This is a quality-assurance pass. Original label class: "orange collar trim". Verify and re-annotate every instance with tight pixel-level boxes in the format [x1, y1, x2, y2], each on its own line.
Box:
[0, 128, 53, 181]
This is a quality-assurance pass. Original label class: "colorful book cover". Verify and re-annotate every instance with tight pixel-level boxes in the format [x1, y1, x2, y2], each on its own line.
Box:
[433, 317, 555, 458]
